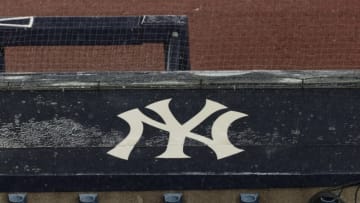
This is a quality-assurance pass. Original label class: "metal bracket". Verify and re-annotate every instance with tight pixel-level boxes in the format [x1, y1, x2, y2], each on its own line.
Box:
[8, 193, 27, 203]
[240, 193, 259, 203]
[0, 16, 34, 28]
[79, 193, 98, 203]
[163, 193, 183, 203]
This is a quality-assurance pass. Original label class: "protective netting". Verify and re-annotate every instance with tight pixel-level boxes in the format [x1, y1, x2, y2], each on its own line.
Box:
[0, 16, 189, 72]
[5, 45, 164, 72]
[1, 0, 360, 72]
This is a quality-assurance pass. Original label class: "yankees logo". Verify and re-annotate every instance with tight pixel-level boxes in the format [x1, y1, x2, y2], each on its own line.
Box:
[107, 98, 247, 160]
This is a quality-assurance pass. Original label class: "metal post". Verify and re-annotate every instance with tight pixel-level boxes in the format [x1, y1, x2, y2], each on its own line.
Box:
[0, 47, 4, 72]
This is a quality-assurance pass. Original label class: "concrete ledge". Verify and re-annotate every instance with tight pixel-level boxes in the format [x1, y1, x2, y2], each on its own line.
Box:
[1, 70, 360, 90]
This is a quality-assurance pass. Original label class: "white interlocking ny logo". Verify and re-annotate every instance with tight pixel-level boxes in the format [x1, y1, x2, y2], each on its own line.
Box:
[107, 98, 247, 160]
